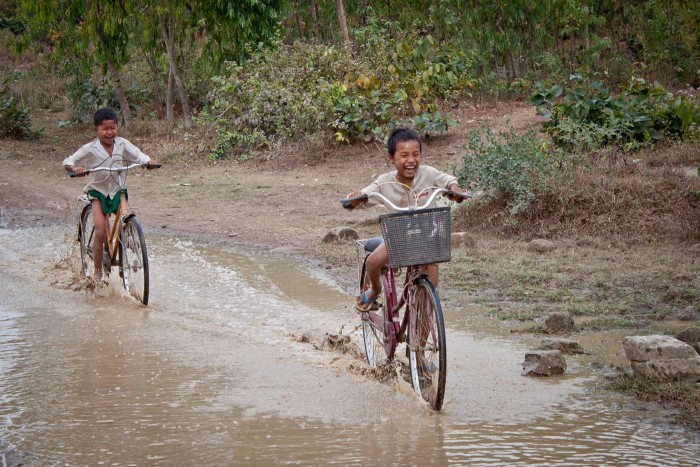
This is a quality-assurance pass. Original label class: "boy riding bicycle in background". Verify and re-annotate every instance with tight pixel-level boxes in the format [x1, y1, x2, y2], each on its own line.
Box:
[62, 108, 158, 284]
[346, 127, 468, 312]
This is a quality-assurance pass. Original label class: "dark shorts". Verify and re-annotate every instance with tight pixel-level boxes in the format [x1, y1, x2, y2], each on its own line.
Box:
[87, 190, 128, 215]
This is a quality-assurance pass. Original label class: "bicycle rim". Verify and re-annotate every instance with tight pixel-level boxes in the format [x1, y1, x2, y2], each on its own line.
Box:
[120, 217, 149, 305]
[360, 260, 390, 367]
[79, 204, 96, 278]
[408, 277, 446, 411]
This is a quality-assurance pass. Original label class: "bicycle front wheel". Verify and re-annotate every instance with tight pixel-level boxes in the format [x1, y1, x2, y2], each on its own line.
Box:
[360, 259, 391, 367]
[78, 204, 96, 278]
[120, 217, 150, 305]
[408, 277, 447, 411]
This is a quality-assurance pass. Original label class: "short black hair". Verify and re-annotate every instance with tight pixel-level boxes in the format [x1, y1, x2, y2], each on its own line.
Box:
[387, 127, 421, 155]
[93, 108, 118, 127]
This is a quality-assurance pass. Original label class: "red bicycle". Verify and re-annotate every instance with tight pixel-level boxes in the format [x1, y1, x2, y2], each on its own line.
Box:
[341, 187, 470, 410]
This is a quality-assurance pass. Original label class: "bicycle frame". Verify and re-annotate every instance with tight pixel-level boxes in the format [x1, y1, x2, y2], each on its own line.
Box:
[75, 162, 144, 271]
[361, 257, 428, 359]
[81, 192, 133, 266]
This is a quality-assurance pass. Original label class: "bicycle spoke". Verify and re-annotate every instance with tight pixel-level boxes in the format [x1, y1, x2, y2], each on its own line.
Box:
[79, 204, 96, 279]
[408, 277, 446, 411]
[360, 259, 392, 367]
[120, 217, 149, 305]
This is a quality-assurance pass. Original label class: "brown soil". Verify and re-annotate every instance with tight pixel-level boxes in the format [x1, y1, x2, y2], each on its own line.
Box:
[1, 102, 698, 324]
[0, 102, 532, 279]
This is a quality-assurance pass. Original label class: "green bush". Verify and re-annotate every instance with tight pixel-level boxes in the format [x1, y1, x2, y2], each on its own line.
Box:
[201, 29, 472, 158]
[456, 129, 557, 215]
[529, 76, 700, 152]
[67, 77, 151, 123]
[0, 87, 41, 139]
[201, 39, 354, 158]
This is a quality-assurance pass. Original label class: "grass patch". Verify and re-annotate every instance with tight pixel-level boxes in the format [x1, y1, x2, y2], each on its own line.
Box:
[608, 373, 700, 431]
[444, 235, 699, 327]
[487, 309, 537, 321]
[579, 317, 642, 331]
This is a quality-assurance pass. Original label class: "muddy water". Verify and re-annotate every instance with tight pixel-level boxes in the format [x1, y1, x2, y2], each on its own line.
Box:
[1, 226, 698, 465]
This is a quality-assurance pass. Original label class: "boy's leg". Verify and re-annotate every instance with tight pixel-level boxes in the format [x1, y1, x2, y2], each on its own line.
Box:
[359, 242, 388, 303]
[91, 199, 108, 280]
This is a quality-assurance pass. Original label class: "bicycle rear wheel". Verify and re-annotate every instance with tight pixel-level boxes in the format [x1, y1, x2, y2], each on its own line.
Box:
[408, 277, 447, 411]
[360, 258, 390, 367]
[120, 216, 150, 305]
[78, 204, 96, 278]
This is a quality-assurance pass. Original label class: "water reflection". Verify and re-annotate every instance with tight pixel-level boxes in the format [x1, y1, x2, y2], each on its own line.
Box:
[0, 227, 698, 465]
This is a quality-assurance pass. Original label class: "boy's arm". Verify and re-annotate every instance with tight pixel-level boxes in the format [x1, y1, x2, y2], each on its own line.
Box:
[62, 146, 88, 175]
[122, 139, 153, 165]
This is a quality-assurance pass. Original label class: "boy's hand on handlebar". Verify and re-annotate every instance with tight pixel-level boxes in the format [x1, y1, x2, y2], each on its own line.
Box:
[67, 166, 86, 177]
[146, 161, 161, 169]
[340, 192, 368, 210]
[446, 189, 473, 203]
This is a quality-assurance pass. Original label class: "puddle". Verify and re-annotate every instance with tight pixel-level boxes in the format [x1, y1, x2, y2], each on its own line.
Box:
[0, 226, 698, 465]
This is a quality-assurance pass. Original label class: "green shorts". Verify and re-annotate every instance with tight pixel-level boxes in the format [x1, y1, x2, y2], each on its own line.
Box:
[87, 190, 128, 215]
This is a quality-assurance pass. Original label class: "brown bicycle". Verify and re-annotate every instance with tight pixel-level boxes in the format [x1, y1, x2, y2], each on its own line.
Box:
[72, 162, 159, 305]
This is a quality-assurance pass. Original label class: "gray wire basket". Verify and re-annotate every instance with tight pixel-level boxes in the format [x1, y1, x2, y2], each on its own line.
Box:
[379, 206, 452, 267]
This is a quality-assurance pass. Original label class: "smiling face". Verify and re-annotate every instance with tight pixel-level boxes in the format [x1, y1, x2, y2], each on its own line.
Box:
[389, 139, 422, 185]
[95, 119, 118, 151]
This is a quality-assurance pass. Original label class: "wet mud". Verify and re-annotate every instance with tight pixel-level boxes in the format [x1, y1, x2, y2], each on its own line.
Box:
[1, 225, 699, 465]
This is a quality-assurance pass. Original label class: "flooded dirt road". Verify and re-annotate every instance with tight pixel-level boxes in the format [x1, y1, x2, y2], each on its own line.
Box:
[1, 225, 699, 465]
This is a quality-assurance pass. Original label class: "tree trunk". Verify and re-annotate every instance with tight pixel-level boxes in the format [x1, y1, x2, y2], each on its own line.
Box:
[504, 49, 516, 83]
[166, 67, 175, 130]
[105, 58, 132, 128]
[294, 10, 304, 38]
[335, 0, 351, 45]
[159, 13, 192, 129]
[309, 0, 319, 39]
[494, 13, 516, 83]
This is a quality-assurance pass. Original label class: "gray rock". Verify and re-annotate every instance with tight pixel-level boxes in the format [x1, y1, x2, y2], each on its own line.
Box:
[528, 239, 556, 253]
[522, 350, 567, 376]
[545, 312, 575, 333]
[624, 335, 700, 382]
[538, 338, 584, 354]
[630, 358, 700, 382]
[623, 335, 698, 361]
[676, 327, 700, 355]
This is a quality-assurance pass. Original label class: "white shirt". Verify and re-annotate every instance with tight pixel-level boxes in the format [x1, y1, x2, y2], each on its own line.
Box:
[62, 137, 150, 197]
[360, 165, 458, 212]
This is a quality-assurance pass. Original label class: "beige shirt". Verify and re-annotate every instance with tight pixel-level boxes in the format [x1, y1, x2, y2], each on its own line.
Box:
[62, 137, 150, 197]
[360, 165, 458, 212]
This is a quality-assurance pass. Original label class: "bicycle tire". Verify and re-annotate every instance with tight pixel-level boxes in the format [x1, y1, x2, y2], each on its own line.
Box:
[407, 277, 447, 411]
[78, 204, 96, 278]
[360, 258, 390, 367]
[120, 216, 150, 305]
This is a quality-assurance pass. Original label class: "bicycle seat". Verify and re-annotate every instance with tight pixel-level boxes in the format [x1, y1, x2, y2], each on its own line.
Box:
[364, 236, 384, 253]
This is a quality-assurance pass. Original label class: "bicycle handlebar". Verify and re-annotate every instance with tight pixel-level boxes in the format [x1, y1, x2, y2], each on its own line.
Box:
[341, 188, 472, 211]
[69, 162, 162, 178]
